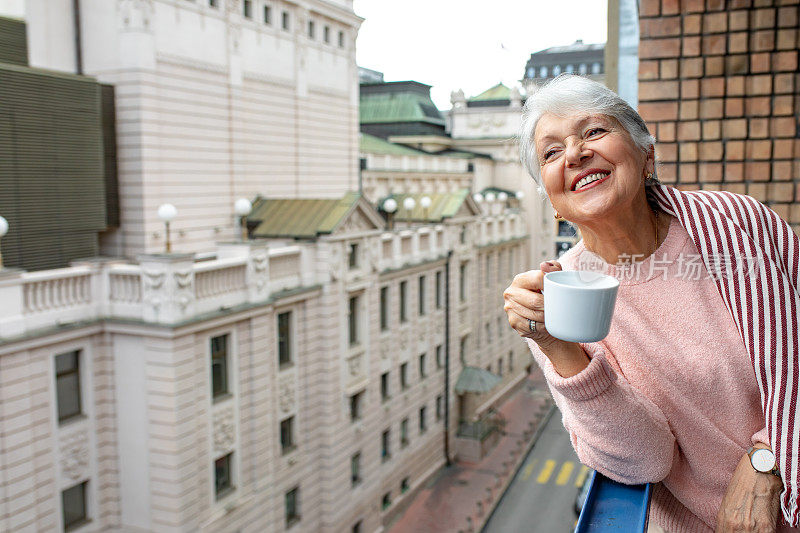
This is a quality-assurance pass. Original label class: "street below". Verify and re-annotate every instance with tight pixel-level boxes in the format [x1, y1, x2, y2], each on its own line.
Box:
[483, 408, 588, 533]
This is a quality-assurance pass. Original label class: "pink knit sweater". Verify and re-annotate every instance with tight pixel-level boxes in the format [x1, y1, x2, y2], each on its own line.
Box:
[528, 215, 798, 532]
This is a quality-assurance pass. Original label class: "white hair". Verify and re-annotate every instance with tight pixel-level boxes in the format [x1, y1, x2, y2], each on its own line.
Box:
[519, 74, 658, 194]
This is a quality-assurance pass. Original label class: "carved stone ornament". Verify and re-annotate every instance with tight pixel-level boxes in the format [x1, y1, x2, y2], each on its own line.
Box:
[173, 270, 194, 311]
[278, 375, 295, 414]
[368, 239, 381, 271]
[348, 354, 361, 377]
[213, 407, 236, 454]
[119, 0, 154, 30]
[252, 253, 268, 289]
[142, 269, 165, 313]
[328, 244, 342, 281]
[380, 345, 390, 360]
[60, 431, 90, 482]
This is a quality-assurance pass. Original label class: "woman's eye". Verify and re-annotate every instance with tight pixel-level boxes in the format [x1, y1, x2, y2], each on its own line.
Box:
[543, 148, 558, 161]
[586, 127, 606, 137]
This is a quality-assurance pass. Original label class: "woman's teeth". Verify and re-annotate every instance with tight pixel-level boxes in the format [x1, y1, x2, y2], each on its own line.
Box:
[573, 173, 608, 191]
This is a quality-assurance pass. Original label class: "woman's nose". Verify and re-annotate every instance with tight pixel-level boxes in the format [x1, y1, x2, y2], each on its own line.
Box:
[565, 139, 590, 166]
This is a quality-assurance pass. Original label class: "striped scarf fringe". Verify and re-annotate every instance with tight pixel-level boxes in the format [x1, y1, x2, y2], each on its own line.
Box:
[649, 184, 800, 526]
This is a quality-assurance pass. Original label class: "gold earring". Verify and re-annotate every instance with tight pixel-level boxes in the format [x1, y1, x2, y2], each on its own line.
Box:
[645, 172, 653, 182]
[554, 211, 564, 221]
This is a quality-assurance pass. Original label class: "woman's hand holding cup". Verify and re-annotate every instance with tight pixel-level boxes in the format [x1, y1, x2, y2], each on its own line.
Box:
[503, 260, 563, 347]
[503, 260, 591, 378]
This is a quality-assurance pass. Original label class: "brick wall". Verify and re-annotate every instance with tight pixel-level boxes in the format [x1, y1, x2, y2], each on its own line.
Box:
[638, 0, 800, 235]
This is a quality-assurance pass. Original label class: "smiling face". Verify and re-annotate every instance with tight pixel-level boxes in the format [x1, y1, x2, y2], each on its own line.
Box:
[534, 112, 654, 226]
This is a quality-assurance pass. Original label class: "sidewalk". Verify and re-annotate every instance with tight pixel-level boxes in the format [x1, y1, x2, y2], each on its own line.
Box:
[387, 368, 554, 533]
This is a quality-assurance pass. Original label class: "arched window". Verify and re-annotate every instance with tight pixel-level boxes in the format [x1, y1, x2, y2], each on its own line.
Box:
[566, 64, 574, 73]
[539, 66, 547, 78]
[552, 65, 561, 76]
[526, 67, 535, 78]
[579, 63, 588, 74]
[592, 62, 601, 74]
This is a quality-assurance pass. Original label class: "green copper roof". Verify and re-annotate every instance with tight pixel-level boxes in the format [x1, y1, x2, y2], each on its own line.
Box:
[360, 133, 426, 156]
[249, 192, 363, 238]
[470, 83, 511, 101]
[382, 189, 476, 222]
[360, 92, 445, 126]
[454, 366, 502, 394]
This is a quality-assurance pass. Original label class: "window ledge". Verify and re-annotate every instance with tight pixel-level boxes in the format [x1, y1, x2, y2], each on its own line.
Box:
[212, 393, 233, 405]
[59, 413, 88, 428]
[65, 518, 91, 532]
[281, 445, 298, 457]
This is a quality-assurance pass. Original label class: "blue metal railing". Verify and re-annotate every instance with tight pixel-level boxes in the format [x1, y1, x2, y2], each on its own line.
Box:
[575, 471, 653, 533]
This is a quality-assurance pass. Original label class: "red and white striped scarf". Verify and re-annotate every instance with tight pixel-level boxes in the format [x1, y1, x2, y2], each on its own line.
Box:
[649, 184, 800, 525]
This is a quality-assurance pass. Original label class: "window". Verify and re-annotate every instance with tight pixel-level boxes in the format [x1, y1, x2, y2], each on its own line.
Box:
[400, 418, 409, 447]
[435, 271, 443, 309]
[399, 281, 408, 322]
[498, 358, 503, 376]
[338, 30, 345, 48]
[352, 521, 362, 533]
[485, 255, 491, 286]
[280, 416, 295, 454]
[324, 25, 330, 43]
[400, 363, 408, 390]
[380, 286, 389, 331]
[351, 452, 361, 486]
[418, 353, 426, 379]
[382, 429, 391, 461]
[459, 263, 467, 302]
[209, 0, 218, 7]
[350, 391, 363, 422]
[285, 487, 300, 527]
[579, 63, 588, 75]
[348, 243, 358, 269]
[348, 295, 360, 346]
[485, 322, 492, 344]
[460, 336, 468, 364]
[278, 311, 293, 367]
[55, 350, 82, 422]
[62, 481, 88, 530]
[527, 67, 535, 78]
[509, 351, 514, 372]
[460, 226, 466, 244]
[243, 0, 252, 18]
[401, 477, 410, 493]
[307, 19, 315, 39]
[436, 345, 443, 369]
[539, 65, 548, 78]
[436, 395, 443, 420]
[382, 492, 391, 510]
[566, 64, 575, 73]
[214, 453, 233, 499]
[418, 275, 426, 315]
[592, 62, 601, 74]
[552, 64, 562, 76]
[210, 334, 229, 399]
[282, 10, 290, 30]
[419, 406, 427, 433]
[263, 4, 271, 24]
[381, 372, 390, 401]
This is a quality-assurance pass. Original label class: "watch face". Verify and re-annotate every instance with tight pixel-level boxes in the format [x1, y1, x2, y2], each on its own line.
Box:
[752, 449, 776, 472]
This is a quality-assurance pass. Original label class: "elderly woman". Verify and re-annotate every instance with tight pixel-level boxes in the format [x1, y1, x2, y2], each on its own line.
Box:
[504, 74, 799, 532]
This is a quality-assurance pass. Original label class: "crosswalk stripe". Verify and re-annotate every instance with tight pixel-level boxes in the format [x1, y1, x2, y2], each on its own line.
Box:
[555, 461, 574, 485]
[521, 459, 538, 481]
[536, 460, 556, 484]
[574, 465, 590, 487]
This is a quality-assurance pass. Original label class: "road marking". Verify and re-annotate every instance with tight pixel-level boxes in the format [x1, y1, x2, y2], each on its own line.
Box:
[575, 465, 590, 487]
[536, 460, 556, 484]
[555, 461, 574, 485]
[521, 459, 538, 481]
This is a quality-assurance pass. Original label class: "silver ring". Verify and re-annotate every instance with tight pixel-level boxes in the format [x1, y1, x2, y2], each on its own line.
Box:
[528, 319, 537, 334]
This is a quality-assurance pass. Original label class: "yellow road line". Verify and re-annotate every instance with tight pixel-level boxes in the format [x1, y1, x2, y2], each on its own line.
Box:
[574, 465, 590, 487]
[521, 459, 538, 481]
[536, 459, 556, 484]
[555, 461, 575, 485]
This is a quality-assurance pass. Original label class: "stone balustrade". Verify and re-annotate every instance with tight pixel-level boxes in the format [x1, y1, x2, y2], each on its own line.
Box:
[0, 212, 525, 339]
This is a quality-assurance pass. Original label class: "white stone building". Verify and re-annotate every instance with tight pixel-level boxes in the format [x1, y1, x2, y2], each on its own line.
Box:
[0, 1, 532, 532]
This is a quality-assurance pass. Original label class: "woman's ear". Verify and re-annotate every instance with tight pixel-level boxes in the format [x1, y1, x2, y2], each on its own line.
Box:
[645, 144, 656, 175]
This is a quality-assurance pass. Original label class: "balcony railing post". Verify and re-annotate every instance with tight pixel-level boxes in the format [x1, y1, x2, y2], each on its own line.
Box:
[0, 269, 25, 338]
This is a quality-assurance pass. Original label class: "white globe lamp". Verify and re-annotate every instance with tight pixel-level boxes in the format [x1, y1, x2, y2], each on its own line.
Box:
[472, 193, 484, 203]
[234, 198, 252, 241]
[515, 190, 525, 200]
[403, 197, 416, 211]
[497, 192, 508, 202]
[157, 204, 177, 253]
[382, 198, 398, 213]
[484, 192, 496, 203]
[0, 215, 8, 268]
[420, 196, 432, 209]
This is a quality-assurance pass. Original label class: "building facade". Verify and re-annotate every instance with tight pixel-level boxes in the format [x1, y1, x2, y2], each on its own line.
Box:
[0, 1, 533, 532]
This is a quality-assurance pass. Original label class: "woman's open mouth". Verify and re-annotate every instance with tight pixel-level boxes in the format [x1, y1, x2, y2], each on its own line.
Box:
[571, 171, 611, 192]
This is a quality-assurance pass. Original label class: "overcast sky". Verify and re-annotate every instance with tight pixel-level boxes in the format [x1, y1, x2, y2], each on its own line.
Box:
[352, 0, 608, 110]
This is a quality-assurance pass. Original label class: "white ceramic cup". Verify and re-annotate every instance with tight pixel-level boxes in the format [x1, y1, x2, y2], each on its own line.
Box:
[543, 270, 620, 343]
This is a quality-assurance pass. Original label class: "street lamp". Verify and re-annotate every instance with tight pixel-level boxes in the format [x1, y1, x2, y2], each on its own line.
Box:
[157, 203, 177, 253]
[383, 198, 398, 230]
[472, 193, 484, 203]
[402, 197, 416, 212]
[497, 192, 508, 203]
[515, 190, 524, 200]
[0, 216, 8, 268]
[420, 195, 431, 220]
[234, 198, 252, 241]
[484, 192, 496, 203]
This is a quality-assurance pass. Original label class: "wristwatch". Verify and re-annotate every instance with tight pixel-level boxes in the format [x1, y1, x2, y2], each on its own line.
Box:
[747, 446, 781, 478]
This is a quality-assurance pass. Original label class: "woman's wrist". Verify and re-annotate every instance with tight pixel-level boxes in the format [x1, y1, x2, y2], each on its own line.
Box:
[536, 338, 591, 378]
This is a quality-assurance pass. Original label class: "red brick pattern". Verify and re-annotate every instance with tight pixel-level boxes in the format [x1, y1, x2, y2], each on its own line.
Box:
[638, 0, 800, 235]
